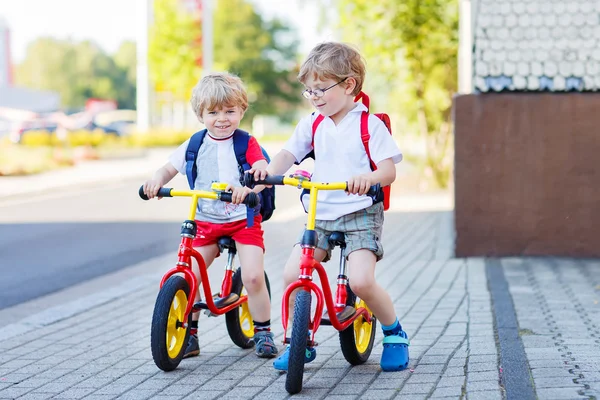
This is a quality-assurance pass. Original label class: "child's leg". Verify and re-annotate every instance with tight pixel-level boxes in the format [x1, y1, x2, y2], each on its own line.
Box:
[236, 243, 270, 323]
[237, 242, 279, 358]
[346, 249, 397, 325]
[347, 249, 409, 371]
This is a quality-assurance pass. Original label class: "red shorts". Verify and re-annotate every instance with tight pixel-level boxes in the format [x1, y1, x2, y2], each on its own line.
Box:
[192, 215, 264, 252]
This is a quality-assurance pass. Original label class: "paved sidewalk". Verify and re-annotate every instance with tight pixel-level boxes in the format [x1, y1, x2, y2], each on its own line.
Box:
[1, 147, 599, 399]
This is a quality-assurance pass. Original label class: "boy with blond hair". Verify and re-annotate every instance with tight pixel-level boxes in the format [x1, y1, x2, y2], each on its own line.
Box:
[253, 42, 409, 371]
[143, 72, 278, 359]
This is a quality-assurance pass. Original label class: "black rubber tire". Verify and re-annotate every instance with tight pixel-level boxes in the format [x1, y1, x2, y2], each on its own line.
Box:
[339, 284, 377, 365]
[225, 267, 271, 349]
[286, 290, 311, 394]
[151, 276, 191, 371]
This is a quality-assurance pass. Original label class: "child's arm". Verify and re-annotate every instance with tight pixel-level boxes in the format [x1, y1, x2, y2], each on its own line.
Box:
[143, 163, 178, 199]
[250, 149, 297, 180]
[227, 158, 269, 204]
[347, 158, 396, 195]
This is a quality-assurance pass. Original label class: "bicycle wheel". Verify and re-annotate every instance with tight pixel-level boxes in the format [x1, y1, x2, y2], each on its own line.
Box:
[339, 284, 377, 365]
[225, 267, 271, 349]
[286, 290, 311, 394]
[151, 275, 191, 371]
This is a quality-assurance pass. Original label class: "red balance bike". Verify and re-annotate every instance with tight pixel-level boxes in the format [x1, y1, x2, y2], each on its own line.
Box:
[139, 184, 270, 371]
[245, 171, 380, 394]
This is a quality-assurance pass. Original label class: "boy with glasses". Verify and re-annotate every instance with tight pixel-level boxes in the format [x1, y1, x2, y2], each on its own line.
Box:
[253, 42, 409, 372]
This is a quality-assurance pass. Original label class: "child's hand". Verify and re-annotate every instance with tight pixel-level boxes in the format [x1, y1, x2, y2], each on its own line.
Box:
[248, 167, 269, 181]
[143, 179, 163, 200]
[347, 174, 373, 195]
[247, 168, 271, 188]
[225, 185, 253, 204]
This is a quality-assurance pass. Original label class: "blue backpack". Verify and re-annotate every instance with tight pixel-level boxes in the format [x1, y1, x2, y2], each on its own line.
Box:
[185, 129, 276, 222]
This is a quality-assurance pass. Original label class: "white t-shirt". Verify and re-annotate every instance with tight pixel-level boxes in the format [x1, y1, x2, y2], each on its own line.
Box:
[284, 103, 403, 220]
[169, 132, 265, 223]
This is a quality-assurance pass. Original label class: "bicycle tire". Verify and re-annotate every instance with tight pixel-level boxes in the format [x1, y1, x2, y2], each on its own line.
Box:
[339, 284, 377, 365]
[150, 276, 191, 371]
[286, 290, 311, 394]
[225, 267, 271, 349]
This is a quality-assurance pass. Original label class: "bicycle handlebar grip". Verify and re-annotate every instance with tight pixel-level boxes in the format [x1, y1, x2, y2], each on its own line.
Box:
[243, 172, 284, 187]
[139, 186, 172, 200]
[219, 191, 259, 208]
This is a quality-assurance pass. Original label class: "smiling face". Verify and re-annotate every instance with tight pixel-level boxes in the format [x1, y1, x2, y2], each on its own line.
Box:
[199, 105, 245, 138]
[303, 75, 357, 125]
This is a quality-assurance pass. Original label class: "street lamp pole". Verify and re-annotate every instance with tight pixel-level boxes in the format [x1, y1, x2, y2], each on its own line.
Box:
[201, 0, 213, 75]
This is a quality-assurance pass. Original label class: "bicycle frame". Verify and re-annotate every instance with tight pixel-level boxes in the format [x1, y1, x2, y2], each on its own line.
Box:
[269, 175, 374, 342]
[152, 187, 252, 323]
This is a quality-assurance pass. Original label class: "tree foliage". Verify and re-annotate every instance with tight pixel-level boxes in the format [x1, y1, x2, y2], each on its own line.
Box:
[14, 39, 137, 110]
[148, 0, 302, 124]
[336, 0, 458, 188]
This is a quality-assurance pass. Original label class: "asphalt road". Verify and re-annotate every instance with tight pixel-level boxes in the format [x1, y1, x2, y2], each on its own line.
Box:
[0, 175, 299, 310]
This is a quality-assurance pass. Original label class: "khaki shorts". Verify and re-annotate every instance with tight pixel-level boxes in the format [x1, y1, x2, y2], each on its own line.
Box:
[296, 202, 384, 262]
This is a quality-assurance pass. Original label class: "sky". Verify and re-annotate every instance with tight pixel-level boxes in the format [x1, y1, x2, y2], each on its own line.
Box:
[0, 0, 335, 64]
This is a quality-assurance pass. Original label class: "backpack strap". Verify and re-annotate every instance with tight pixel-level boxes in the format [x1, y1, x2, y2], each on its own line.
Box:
[360, 112, 377, 171]
[185, 129, 207, 189]
[232, 129, 251, 170]
[311, 114, 325, 149]
[231, 129, 256, 227]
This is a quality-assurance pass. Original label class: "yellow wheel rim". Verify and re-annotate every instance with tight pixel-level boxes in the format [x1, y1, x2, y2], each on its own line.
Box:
[239, 286, 254, 338]
[354, 298, 373, 354]
[166, 289, 188, 359]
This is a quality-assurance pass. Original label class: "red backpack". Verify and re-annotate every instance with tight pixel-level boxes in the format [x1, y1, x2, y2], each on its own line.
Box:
[310, 91, 393, 210]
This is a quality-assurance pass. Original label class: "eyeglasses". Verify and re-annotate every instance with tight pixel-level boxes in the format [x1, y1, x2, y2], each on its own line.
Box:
[302, 78, 347, 99]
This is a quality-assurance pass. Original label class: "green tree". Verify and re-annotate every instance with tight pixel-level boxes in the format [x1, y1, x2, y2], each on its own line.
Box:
[336, 0, 458, 188]
[14, 38, 137, 109]
[148, 0, 302, 125]
[148, 0, 202, 99]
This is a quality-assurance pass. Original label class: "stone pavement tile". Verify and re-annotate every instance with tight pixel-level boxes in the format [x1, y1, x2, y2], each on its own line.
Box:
[409, 363, 445, 374]
[466, 379, 500, 392]
[217, 386, 264, 400]
[140, 395, 180, 400]
[437, 376, 465, 387]
[531, 367, 572, 378]
[430, 384, 464, 398]
[197, 378, 238, 391]
[319, 395, 359, 400]
[467, 371, 499, 382]
[81, 395, 115, 400]
[72, 377, 116, 389]
[91, 384, 137, 396]
[328, 382, 369, 395]
[235, 374, 278, 387]
[467, 362, 496, 372]
[181, 390, 226, 400]
[441, 367, 465, 377]
[405, 373, 439, 383]
[467, 390, 502, 400]
[534, 377, 583, 388]
[535, 387, 588, 399]
[114, 389, 160, 400]
[399, 382, 435, 394]
[247, 391, 288, 400]
[52, 387, 97, 399]
[155, 383, 199, 397]
[361, 389, 397, 400]
[0, 386, 35, 398]
[467, 354, 497, 364]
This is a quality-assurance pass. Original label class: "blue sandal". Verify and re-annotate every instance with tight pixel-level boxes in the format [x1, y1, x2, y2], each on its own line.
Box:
[380, 331, 410, 371]
[273, 344, 316, 371]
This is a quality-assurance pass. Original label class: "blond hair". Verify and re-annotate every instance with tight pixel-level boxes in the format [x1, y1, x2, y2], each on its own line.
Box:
[190, 72, 248, 118]
[298, 42, 366, 96]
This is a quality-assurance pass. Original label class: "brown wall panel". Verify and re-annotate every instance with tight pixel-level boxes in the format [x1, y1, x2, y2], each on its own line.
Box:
[454, 93, 600, 257]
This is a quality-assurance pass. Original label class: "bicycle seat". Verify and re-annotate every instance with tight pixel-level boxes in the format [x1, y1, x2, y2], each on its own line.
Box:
[217, 237, 236, 253]
[328, 232, 346, 248]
